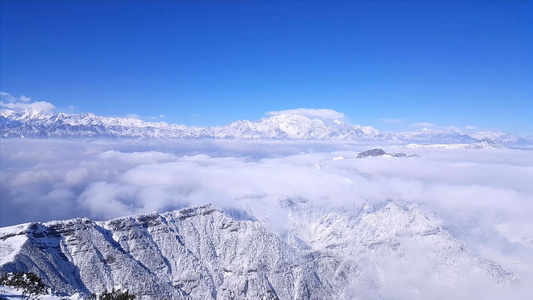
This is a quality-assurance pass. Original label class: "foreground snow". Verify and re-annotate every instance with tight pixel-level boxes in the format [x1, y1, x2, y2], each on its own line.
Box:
[0, 202, 521, 299]
[0, 285, 84, 300]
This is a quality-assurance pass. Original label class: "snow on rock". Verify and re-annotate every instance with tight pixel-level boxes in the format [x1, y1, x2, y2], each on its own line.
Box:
[0, 202, 519, 299]
[0, 223, 30, 265]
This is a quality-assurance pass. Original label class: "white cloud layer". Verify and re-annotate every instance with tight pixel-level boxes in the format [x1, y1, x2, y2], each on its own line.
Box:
[1, 139, 532, 298]
[266, 108, 345, 119]
[0, 92, 55, 113]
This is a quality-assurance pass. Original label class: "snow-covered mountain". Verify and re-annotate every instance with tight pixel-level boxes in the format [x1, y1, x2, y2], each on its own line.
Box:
[470, 131, 532, 145]
[212, 115, 385, 140]
[0, 109, 386, 141]
[0, 202, 518, 299]
[1, 109, 532, 146]
[393, 128, 478, 144]
[0, 109, 202, 139]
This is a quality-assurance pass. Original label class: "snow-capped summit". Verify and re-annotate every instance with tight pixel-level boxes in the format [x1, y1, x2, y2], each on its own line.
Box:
[473, 138, 507, 149]
[216, 114, 383, 140]
[470, 131, 507, 141]
[0, 109, 16, 118]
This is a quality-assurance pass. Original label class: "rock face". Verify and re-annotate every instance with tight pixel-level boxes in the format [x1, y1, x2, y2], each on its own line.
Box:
[0, 205, 331, 299]
[356, 149, 419, 158]
[356, 149, 387, 158]
[0, 203, 518, 299]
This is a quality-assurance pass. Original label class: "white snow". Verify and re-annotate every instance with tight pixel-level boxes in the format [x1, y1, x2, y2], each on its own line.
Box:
[0, 285, 84, 300]
[0, 223, 29, 265]
[0, 203, 521, 299]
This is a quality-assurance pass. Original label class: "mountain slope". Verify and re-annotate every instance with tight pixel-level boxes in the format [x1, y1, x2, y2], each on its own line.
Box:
[0, 205, 331, 299]
[0, 203, 518, 299]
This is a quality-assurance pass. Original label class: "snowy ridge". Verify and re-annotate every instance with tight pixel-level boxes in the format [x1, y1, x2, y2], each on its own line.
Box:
[0, 223, 31, 265]
[2, 109, 532, 146]
[404, 138, 507, 150]
[0, 202, 518, 299]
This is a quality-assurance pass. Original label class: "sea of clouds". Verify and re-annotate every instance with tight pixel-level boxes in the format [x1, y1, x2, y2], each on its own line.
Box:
[1, 139, 532, 298]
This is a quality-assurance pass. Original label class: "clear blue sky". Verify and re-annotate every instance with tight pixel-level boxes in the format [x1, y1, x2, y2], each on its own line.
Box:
[1, 1, 532, 133]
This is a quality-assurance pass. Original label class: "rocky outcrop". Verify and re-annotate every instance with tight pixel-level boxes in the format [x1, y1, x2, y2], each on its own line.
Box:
[356, 149, 419, 158]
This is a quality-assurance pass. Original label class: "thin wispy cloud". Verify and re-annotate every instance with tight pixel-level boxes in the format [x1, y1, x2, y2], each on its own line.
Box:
[125, 113, 141, 119]
[19, 95, 31, 102]
[412, 122, 435, 127]
[0, 91, 31, 102]
[123, 113, 166, 121]
[146, 114, 166, 120]
[379, 117, 403, 123]
[266, 108, 345, 120]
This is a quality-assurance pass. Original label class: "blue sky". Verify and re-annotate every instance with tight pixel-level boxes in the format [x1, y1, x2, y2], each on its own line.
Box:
[1, 1, 532, 134]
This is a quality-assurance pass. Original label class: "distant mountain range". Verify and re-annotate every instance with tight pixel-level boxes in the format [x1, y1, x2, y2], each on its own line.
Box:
[404, 138, 507, 150]
[1, 109, 531, 146]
